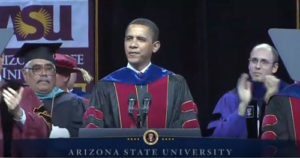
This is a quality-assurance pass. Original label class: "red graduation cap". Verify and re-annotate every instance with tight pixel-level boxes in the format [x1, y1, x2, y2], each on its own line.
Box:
[55, 53, 79, 73]
[55, 53, 93, 83]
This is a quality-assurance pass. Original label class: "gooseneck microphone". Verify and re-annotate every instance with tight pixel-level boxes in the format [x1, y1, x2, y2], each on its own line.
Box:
[142, 93, 152, 114]
[128, 93, 136, 115]
[140, 93, 152, 128]
[127, 93, 152, 128]
[128, 93, 139, 127]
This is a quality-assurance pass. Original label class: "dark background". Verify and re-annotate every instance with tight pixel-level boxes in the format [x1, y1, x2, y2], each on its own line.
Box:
[97, 0, 296, 132]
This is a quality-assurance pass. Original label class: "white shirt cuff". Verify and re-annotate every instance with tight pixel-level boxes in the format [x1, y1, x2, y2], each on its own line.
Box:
[14, 108, 26, 125]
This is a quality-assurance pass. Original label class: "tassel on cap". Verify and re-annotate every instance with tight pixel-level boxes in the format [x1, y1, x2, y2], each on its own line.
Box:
[74, 67, 93, 83]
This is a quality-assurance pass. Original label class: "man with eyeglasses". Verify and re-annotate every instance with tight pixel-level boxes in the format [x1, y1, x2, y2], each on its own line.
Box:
[207, 43, 288, 138]
[0, 29, 49, 156]
[15, 43, 86, 138]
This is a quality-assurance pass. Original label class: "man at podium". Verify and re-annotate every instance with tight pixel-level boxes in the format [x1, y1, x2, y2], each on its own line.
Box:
[84, 18, 200, 129]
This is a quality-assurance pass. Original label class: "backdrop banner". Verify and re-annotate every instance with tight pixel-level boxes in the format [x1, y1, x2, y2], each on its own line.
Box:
[0, 0, 95, 91]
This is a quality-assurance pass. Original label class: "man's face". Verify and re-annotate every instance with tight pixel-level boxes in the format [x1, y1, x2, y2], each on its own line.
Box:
[124, 24, 160, 70]
[55, 73, 69, 91]
[248, 49, 278, 82]
[22, 59, 56, 93]
[67, 72, 77, 89]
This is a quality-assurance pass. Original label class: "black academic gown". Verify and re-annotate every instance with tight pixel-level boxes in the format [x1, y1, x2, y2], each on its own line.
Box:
[262, 83, 300, 143]
[84, 64, 200, 129]
[40, 92, 86, 137]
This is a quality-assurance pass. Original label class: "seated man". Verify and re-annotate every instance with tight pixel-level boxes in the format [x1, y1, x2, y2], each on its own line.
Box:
[207, 43, 288, 138]
[84, 18, 199, 129]
[15, 43, 86, 137]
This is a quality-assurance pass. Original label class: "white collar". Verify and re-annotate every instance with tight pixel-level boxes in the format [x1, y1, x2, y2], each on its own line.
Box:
[127, 62, 152, 74]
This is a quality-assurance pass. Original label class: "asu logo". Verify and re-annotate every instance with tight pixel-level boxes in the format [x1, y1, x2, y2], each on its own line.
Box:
[15, 8, 52, 38]
[0, 5, 73, 41]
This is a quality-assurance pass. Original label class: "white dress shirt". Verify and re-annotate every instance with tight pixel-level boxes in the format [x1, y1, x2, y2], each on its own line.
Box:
[127, 62, 151, 74]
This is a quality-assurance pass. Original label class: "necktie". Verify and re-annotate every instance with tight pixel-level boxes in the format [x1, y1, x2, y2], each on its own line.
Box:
[138, 72, 143, 78]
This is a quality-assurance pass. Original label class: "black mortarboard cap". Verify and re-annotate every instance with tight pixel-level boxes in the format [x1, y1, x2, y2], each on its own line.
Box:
[14, 43, 62, 64]
[268, 28, 300, 81]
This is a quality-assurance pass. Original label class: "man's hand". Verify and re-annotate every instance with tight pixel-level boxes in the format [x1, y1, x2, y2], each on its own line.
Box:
[2, 87, 24, 120]
[237, 73, 252, 116]
[263, 75, 280, 103]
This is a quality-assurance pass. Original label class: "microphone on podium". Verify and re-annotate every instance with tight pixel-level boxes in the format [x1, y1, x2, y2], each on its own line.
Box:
[128, 93, 136, 115]
[139, 93, 152, 128]
[142, 93, 152, 114]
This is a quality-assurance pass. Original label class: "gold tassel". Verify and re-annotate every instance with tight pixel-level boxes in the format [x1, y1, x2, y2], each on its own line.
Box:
[74, 68, 93, 83]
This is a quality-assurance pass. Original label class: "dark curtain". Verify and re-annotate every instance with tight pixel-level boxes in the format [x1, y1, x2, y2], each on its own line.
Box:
[97, 0, 295, 132]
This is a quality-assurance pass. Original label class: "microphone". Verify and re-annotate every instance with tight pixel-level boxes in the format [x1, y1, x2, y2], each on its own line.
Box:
[142, 93, 152, 114]
[256, 100, 265, 138]
[139, 93, 152, 128]
[128, 93, 136, 115]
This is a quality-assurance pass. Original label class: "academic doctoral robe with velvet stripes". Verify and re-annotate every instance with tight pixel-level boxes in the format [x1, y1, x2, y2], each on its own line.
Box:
[262, 83, 300, 146]
[84, 64, 200, 129]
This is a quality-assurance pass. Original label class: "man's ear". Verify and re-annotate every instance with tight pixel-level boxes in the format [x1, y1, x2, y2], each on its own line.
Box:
[64, 75, 71, 83]
[152, 41, 161, 54]
[272, 62, 279, 73]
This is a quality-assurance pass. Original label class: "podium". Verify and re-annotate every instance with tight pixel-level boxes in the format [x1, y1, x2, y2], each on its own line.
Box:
[10, 128, 300, 157]
[78, 128, 202, 138]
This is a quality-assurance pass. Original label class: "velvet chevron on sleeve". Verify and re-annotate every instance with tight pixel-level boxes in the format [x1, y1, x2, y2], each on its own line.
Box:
[262, 83, 300, 145]
[84, 64, 200, 130]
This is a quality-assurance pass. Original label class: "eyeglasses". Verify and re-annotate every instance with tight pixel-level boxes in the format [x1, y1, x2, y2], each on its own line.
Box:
[248, 58, 274, 66]
[25, 64, 56, 75]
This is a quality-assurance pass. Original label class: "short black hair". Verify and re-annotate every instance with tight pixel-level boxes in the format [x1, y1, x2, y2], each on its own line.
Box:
[126, 18, 159, 42]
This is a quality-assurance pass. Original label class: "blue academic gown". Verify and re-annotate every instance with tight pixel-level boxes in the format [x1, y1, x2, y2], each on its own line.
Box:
[207, 80, 288, 138]
[84, 64, 200, 129]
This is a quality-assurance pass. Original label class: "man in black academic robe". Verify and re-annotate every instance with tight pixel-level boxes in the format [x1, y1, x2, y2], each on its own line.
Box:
[84, 18, 200, 129]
